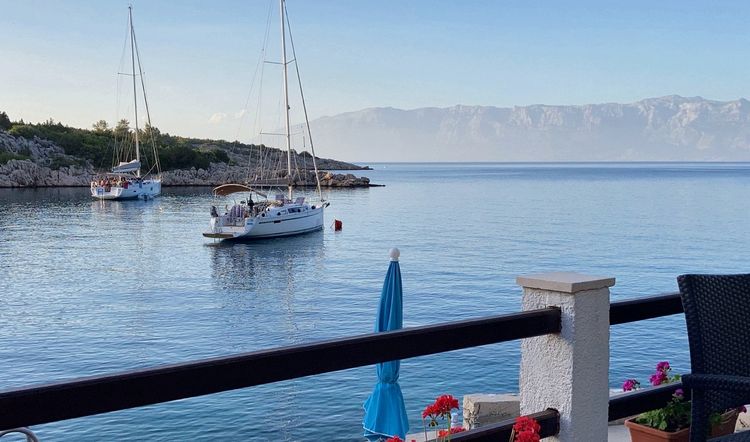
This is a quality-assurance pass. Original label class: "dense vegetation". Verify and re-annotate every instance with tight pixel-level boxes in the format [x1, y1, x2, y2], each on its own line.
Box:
[0, 151, 29, 164]
[1, 111, 233, 171]
[0, 111, 11, 131]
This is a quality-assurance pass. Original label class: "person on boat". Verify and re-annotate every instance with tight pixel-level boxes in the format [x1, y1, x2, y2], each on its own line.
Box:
[230, 204, 242, 219]
[248, 196, 254, 214]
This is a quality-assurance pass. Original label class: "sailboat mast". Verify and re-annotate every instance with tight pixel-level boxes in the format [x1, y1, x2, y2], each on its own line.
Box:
[280, 0, 292, 199]
[129, 6, 141, 178]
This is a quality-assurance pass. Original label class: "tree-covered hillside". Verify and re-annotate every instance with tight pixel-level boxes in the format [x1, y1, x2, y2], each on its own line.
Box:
[0, 111, 367, 173]
[1, 111, 235, 171]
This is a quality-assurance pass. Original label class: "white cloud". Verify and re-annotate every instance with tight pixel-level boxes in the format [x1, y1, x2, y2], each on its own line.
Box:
[209, 110, 247, 124]
[209, 112, 228, 124]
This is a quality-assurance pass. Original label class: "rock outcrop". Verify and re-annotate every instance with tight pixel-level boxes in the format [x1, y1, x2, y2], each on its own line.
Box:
[0, 131, 96, 186]
[0, 160, 94, 187]
[0, 131, 374, 188]
[0, 131, 71, 166]
[161, 164, 370, 187]
[320, 172, 371, 187]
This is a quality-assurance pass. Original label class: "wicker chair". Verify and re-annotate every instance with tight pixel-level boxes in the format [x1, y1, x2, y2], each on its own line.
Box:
[678, 274, 750, 441]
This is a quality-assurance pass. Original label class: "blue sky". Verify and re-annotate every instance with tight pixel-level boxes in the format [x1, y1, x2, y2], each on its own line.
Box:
[2, 0, 749, 142]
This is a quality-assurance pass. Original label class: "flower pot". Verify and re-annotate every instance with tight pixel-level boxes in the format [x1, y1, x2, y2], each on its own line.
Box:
[624, 419, 689, 442]
[712, 409, 740, 438]
[624, 409, 740, 441]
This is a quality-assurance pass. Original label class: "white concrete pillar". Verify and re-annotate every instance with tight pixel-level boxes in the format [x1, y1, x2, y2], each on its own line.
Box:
[517, 272, 615, 442]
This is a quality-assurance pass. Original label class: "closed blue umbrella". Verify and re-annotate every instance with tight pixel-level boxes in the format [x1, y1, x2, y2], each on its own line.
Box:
[362, 248, 410, 441]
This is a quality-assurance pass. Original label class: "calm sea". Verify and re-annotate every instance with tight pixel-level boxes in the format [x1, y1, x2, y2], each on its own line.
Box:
[2, 163, 749, 441]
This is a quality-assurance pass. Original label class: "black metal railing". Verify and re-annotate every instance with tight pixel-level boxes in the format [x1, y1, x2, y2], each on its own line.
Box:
[0, 292, 685, 440]
[0, 308, 561, 430]
[610, 292, 683, 325]
[608, 292, 685, 421]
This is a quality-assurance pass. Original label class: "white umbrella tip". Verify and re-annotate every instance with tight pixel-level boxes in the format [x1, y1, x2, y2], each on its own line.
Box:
[389, 248, 400, 261]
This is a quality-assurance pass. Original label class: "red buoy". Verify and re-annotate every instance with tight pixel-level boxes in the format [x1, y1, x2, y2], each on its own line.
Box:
[334, 219, 343, 231]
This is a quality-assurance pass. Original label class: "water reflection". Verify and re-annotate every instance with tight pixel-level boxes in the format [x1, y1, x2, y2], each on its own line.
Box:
[89, 197, 161, 215]
[88, 198, 167, 297]
[203, 232, 327, 437]
[0, 187, 87, 204]
[207, 232, 325, 342]
[209, 232, 323, 289]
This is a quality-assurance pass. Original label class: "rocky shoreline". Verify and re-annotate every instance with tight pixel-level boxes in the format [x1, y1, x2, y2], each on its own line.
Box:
[0, 131, 377, 188]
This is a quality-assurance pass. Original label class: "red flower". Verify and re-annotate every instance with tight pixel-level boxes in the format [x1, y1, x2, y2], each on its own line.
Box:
[437, 427, 465, 437]
[423, 394, 460, 427]
[432, 394, 459, 417]
[513, 416, 541, 442]
[515, 430, 541, 442]
[513, 416, 541, 434]
[422, 404, 433, 419]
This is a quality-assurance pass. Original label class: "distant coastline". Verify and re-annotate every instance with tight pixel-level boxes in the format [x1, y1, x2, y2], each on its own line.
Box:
[310, 96, 750, 162]
[0, 157, 377, 189]
[0, 121, 376, 188]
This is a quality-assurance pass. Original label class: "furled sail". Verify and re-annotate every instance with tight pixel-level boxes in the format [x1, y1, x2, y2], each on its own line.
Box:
[212, 184, 268, 198]
[112, 159, 141, 173]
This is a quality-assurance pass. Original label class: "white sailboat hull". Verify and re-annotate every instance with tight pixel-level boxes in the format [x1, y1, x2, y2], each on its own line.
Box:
[93, 7, 161, 202]
[204, 204, 325, 240]
[203, 1, 330, 242]
[91, 179, 161, 200]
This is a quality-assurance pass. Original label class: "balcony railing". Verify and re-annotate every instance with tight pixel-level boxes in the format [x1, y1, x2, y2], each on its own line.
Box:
[0, 275, 686, 441]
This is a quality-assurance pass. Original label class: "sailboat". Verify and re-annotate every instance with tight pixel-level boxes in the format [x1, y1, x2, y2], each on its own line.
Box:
[91, 6, 161, 200]
[203, 0, 328, 240]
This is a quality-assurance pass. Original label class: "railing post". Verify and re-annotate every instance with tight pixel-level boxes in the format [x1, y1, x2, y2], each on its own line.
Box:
[517, 272, 615, 441]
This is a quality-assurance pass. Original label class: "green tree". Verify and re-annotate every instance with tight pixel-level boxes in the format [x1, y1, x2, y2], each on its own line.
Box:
[142, 123, 161, 142]
[92, 120, 110, 133]
[114, 119, 130, 137]
[0, 111, 11, 130]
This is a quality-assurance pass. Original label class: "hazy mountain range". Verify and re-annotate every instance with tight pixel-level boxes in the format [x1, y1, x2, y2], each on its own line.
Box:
[309, 96, 750, 162]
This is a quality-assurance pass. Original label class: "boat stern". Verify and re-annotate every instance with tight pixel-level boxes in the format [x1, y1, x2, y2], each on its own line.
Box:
[91, 185, 125, 200]
[203, 215, 255, 240]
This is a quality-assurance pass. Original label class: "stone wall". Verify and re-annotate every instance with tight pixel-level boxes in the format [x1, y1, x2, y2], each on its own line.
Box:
[462, 393, 520, 429]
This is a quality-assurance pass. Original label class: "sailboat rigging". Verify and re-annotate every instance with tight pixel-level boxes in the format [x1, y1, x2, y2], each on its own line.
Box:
[91, 6, 161, 200]
[203, 0, 329, 240]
